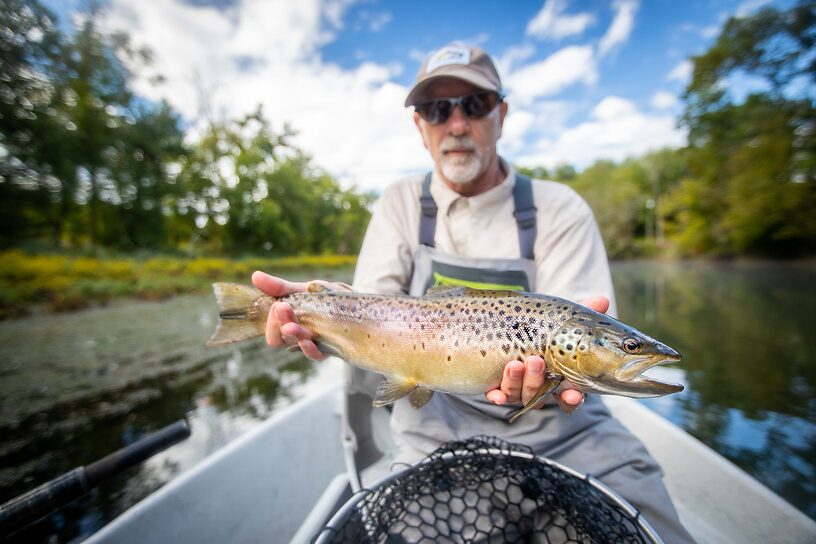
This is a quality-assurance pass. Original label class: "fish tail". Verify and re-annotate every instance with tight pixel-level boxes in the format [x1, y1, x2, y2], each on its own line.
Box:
[207, 283, 270, 345]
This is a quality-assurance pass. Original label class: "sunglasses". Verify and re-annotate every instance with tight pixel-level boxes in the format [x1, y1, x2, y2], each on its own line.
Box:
[415, 91, 504, 125]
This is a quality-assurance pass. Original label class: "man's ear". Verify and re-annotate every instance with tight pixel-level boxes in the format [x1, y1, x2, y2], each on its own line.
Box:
[497, 101, 509, 138]
[414, 111, 430, 150]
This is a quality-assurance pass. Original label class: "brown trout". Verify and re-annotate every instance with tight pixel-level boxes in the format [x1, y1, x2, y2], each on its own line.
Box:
[207, 282, 683, 423]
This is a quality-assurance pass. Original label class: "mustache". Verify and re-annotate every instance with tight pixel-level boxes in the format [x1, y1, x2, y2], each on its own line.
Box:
[440, 136, 477, 153]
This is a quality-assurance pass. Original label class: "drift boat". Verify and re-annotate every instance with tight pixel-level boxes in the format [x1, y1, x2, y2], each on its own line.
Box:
[85, 358, 816, 544]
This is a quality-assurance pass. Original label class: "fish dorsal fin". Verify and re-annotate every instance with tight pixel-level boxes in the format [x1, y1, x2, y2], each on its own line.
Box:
[372, 377, 417, 407]
[424, 285, 468, 297]
[307, 280, 354, 293]
[426, 286, 526, 299]
[409, 387, 434, 408]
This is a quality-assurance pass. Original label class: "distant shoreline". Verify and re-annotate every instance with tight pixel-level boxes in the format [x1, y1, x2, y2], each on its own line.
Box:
[0, 250, 356, 320]
[3, 250, 814, 320]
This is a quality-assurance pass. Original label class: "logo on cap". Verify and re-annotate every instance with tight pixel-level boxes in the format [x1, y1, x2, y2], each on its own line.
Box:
[426, 46, 471, 73]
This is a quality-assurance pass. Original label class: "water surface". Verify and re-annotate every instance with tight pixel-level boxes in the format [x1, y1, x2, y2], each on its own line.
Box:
[0, 261, 813, 542]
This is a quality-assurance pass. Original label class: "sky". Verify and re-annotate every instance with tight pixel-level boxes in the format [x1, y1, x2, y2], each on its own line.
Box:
[46, 0, 789, 192]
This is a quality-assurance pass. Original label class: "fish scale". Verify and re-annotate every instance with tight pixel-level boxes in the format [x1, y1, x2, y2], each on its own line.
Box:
[208, 282, 684, 422]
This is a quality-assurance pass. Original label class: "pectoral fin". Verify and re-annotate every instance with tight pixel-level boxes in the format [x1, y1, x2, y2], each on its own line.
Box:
[507, 373, 563, 424]
[408, 387, 434, 409]
[373, 378, 417, 407]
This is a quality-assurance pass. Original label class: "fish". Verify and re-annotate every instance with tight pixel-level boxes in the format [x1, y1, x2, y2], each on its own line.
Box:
[207, 281, 683, 423]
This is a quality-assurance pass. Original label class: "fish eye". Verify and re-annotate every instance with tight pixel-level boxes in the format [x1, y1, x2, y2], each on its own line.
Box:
[622, 337, 642, 353]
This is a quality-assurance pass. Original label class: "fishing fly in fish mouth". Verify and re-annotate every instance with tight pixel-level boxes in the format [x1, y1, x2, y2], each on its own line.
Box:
[207, 281, 683, 423]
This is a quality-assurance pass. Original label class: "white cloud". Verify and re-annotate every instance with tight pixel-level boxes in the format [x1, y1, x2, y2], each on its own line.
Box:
[667, 60, 692, 83]
[526, 0, 596, 41]
[499, 100, 576, 156]
[679, 22, 720, 40]
[496, 44, 536, 76]
[367, 12, 392, 32]
[99, 0, 429, 192]
[736, 0, 773, 18]
[513, 96, 686, 168]
[598, 0, 639, 58]
[504, 45, 597, 104]
[650, 90, 678, 110]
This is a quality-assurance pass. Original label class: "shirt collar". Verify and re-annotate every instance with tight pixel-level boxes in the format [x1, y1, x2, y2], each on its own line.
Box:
[429, 158, 516, 216]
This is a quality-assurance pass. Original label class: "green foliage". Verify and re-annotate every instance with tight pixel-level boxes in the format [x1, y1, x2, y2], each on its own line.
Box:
[0, 0, 372, 258]
[0, 250, 356, 317]
[524, 2, 816, 259]
[677, 1, 816, 256]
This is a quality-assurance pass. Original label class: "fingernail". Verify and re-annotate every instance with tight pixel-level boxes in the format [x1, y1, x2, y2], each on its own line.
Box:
[510, 368, 523, 380]
[528, 359, 542, 374]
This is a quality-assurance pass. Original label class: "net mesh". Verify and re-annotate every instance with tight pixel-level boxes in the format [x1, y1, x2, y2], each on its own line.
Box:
[317, 436, 658, 544]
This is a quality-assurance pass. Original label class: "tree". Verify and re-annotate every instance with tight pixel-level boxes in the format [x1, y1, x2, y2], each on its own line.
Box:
[676, 1, 816, 256]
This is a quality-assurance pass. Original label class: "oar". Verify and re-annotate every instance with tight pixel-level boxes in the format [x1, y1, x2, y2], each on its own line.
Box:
[0, 419, 191, 538]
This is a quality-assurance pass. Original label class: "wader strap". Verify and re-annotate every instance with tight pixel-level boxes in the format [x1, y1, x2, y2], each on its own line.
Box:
[418, 172, 537, 258]
[513, 174, 537, 260]
[419, 173, 437, 248]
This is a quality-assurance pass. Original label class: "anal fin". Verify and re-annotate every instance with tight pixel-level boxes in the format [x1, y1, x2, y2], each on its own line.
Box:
[507, 373, 563, 424]
[373, 378, 417, 407]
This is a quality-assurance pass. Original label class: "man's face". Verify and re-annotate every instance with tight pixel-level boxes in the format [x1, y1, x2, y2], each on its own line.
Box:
[413, 79, 508, 187]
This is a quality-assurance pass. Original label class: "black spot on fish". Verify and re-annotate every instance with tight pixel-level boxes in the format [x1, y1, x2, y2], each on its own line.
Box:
[559, 350, 565, 355]
[421, 342, 425, 350]
[447, 355, 451, 361]
[514, 305, 521, 312]
[566, 344, 573, 350]
[536, 302, 542, 308]
[580, 346, 586, 351]
[551, 340, 556, 345]
[599, 321, 612, 326]
[487, 333, 493, 340]
[502, 345, 511, 354]
[446, 303, 452, 309]
[480, 350, 487, 357]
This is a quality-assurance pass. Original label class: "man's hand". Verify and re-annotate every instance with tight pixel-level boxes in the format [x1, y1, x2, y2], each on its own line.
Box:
[485, 296, 610, 414]
[251, 271, 326, 361]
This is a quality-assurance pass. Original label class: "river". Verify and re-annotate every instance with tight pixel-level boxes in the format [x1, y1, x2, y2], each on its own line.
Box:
[0, 261, 814, 542]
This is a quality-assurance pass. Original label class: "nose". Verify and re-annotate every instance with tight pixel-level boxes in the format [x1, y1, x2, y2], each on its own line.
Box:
[446, 104, 470, 135]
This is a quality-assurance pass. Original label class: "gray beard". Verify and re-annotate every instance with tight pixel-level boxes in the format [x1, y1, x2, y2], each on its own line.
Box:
[439, 138, 484, 185]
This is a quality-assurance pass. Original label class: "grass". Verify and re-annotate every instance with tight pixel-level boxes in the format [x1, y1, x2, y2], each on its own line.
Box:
[0, 250, 356, 319]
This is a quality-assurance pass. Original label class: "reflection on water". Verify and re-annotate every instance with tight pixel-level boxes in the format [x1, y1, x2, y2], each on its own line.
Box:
[0, 273, 348, 543]
[0, 262, 814, 542]
[612, 260, 816, 520]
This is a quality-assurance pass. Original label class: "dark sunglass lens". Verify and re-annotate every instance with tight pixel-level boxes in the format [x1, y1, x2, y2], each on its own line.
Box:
[462, 93, 496, 118]
[427, 99, 452, 124]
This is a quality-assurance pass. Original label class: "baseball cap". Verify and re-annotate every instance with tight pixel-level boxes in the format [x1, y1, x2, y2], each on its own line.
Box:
[404, 44, 502, 107]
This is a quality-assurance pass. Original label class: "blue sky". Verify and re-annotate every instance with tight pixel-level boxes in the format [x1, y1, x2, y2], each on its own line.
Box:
[46, 0, 789, 191]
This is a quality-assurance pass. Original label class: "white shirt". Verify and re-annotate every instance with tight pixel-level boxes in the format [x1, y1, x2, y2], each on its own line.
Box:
[352, 162, 618, 316]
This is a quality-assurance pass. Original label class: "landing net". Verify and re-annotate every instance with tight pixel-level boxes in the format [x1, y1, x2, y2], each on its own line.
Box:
[317, 435, 661, 544]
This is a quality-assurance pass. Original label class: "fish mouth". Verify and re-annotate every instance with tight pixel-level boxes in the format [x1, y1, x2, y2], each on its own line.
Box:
[612, 348, 684, 397]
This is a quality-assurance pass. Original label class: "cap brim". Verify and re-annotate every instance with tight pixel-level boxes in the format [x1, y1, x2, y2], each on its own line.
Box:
[405, 68, 500, 107]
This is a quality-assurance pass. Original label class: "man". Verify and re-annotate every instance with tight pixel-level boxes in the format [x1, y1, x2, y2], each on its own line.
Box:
[253, 44, 694, 543]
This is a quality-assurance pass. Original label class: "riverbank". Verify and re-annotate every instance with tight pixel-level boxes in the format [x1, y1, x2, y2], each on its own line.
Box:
[0, 250, 356, 319]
